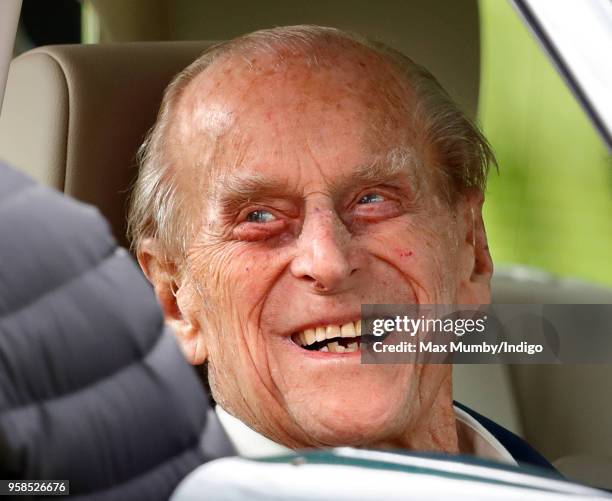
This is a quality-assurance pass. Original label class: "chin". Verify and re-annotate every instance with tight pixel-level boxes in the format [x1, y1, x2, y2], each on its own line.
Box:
[289, 390, 406, 448]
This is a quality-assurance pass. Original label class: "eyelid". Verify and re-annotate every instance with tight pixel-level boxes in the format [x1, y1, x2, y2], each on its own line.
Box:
[358, 193, 386, 203]
[246, 209, 277, 223]
[235, 198, 301, 222]
[350, 186, 398, 207]
[233, 213, 289, 241]
[347, 186, 411, 224]
[236, 206, 275, 223]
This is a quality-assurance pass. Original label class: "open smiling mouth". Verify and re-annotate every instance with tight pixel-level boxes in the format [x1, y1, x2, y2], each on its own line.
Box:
[290, 320, 381, 353]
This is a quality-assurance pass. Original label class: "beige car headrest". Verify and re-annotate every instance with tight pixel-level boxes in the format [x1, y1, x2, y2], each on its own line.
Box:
[0, 42, 214, 247]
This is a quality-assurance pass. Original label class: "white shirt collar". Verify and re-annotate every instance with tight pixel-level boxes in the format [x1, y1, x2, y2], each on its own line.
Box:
[454, 405, 517, 465]
[215, 405, 517, 465]
[216, 406, 292, 458]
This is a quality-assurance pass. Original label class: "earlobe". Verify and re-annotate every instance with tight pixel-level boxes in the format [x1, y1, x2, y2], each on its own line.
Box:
[173, 325, 208, 364]
[136, 238, 208, 365]
[173, 287, 208, 365]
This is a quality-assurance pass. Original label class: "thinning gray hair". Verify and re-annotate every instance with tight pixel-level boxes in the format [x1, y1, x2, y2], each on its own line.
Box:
[127, 25, 496, 260]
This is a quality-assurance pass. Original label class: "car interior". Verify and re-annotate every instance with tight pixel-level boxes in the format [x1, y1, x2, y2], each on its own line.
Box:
[0, 0, 611, 492]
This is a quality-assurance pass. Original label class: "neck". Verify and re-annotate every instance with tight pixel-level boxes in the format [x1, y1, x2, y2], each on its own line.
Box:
[370, 370, 460, 454]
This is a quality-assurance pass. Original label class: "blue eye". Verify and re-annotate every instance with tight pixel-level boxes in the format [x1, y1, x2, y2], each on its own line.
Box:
[358, 193, 385, 204]
[246, 210, 276, 223]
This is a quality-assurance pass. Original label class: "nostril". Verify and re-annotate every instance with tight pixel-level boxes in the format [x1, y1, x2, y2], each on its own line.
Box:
[313, 280, 328, 292]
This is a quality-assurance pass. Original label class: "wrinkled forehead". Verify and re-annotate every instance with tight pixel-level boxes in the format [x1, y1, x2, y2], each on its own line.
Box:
[171, 44, 420, 195]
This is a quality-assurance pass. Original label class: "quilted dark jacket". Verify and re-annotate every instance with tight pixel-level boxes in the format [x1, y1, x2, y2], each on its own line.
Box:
[0, 163, 230, 500]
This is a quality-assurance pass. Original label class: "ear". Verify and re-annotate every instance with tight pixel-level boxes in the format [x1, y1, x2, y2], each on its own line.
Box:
[137, 238, 208, 364]
[456, 190, 494, 304]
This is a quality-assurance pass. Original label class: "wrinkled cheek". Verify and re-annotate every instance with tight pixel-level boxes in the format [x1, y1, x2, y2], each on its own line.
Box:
[409, 246, 457, 303]
[188, 242, 289, 394]
[373, 218, 460, 304]
[198, 243, 283, 303]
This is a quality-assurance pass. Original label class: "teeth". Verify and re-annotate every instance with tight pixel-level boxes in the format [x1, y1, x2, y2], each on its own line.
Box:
[295, 320, 362, 350]
[303, 328, 317, 346]
[315, 327, 326, 342]
[326, 325, 341, 338]
[346, 342, 359, 353]
[341, 322, 356, 337]
[328, 342, 341, 353]
[320, 346, 329, 352]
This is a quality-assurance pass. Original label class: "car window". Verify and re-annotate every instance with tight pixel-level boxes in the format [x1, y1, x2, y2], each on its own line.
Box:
[479, 0, 612, 286]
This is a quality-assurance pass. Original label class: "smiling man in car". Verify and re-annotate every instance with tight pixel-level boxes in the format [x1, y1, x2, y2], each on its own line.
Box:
[128, 25, 553, 468]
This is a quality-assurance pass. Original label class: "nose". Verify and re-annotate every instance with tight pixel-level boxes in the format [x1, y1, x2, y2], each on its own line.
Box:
[290, 204, 357, 293]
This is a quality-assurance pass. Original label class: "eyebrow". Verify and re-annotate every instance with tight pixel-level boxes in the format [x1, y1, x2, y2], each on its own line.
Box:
[213, 172, 293, 213]
[213, 145, 420, 211]
[333, 146, 419, 189]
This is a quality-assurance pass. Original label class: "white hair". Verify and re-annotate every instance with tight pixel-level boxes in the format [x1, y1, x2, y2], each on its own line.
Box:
[127, 25, 495, 260]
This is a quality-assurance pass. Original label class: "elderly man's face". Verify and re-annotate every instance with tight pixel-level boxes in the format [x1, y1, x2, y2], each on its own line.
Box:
[151, 47, 492, 449]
